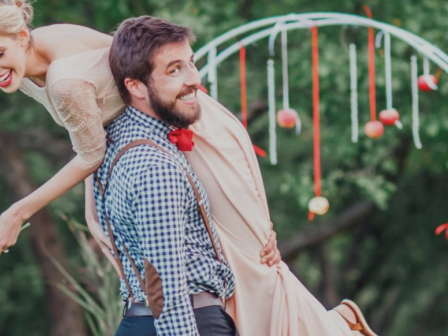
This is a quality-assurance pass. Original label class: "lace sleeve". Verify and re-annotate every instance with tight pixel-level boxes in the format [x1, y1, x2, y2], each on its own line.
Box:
[49, 79, 107, 170]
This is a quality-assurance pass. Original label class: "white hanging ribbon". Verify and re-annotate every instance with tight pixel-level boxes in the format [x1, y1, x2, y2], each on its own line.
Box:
[281, 29, 302, 135]
[207, 47, 218, 100]
[384, 32, 393, 111]
[281, 29, 290, 110]
[349, 43, 359, 143]
[423, 57, 430, 76]
[377, 31, 402, 129]
[411, 55, 422, 149]
[422, 57, 438, 90]
[267, 59, 278, 164]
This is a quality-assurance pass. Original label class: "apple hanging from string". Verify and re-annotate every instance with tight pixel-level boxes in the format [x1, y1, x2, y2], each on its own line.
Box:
[379, 108, 400, 126]
[365, 120, 384, 138]
[308, 196, 330, 216]
[277, 109, 298, 128]
[418, 75, 438, 91]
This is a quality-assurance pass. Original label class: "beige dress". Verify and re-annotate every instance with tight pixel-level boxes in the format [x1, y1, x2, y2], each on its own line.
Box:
[20, 48, 353, 336]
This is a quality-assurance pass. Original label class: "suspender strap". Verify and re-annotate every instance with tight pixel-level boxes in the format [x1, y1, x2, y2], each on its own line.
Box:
[95, 139, 223, 299]
[184, 174, 221, 262]
[105, 213, 134, 298]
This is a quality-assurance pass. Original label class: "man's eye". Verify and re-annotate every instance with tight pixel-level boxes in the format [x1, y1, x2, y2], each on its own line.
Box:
[0, 52, 4, 58]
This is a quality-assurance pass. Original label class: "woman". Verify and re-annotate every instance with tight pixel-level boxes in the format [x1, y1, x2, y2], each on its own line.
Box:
[0, 1, 376, 335]
[0, 0, 278, 306]
[0, 0, 277, 266]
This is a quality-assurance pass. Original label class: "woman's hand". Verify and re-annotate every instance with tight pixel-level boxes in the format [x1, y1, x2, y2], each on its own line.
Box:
[0, 203, 27, 256]
[1, 158, 103, 256]
[260, 224, 282, 267]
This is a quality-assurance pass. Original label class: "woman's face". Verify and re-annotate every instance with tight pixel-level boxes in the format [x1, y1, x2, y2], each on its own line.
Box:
[0, 33, 28, 93]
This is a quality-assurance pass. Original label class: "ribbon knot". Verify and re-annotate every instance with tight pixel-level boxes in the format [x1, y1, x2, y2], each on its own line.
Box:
[168, 129, 195, 151]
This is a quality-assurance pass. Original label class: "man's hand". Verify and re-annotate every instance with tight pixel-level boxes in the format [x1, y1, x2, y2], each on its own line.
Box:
[260, 224, 281, 267]
[0, 204, 26, 257]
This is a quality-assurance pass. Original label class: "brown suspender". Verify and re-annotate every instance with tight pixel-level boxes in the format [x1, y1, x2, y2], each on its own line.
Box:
[95, 139, 223, 301]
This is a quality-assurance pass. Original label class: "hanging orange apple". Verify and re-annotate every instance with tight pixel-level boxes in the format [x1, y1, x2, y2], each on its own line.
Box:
[277, 109, 297, 128]
[365, 121, 384, 138]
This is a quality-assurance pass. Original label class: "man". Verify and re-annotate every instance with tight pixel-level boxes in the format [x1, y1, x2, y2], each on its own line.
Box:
[103, 15, 377, 336]
[95, 16, 238, 335]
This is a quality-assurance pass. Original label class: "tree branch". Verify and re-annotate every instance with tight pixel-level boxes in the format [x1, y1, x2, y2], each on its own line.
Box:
[279, 201, 376, 263]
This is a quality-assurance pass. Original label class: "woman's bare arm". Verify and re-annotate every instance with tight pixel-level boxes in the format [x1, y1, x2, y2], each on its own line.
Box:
[0, 157, 101, 255]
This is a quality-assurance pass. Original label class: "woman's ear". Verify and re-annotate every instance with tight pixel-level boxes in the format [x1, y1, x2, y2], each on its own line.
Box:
[18, 28, 30, 47]
[124, 78, 147, 100]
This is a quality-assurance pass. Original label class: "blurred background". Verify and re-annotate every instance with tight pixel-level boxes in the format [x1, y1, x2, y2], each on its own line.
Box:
[1, 0, 448, 335]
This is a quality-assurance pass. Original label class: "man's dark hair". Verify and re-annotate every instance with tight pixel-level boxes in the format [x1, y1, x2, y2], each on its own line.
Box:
[109, 15, 196, 104]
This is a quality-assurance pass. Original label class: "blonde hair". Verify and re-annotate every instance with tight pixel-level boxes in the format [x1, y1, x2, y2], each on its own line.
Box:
[0, 0, 33, 35]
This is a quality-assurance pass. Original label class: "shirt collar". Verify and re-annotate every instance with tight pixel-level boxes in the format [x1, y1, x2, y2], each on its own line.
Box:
[125, 105, 172, 137]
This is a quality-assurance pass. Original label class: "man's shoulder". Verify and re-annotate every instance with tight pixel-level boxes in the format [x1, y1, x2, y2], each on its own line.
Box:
[113, 139, 183, 177]
[102, 110, 186, 182]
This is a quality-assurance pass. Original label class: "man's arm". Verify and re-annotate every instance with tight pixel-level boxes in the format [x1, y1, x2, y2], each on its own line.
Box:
[132, 162, 199, 336]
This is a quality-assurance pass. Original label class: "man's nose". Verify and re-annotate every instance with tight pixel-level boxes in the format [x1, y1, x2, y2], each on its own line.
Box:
[184, 66, 201, 88]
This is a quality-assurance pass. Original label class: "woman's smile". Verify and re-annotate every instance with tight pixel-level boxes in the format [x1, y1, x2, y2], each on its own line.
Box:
[0, 69, 13, 88]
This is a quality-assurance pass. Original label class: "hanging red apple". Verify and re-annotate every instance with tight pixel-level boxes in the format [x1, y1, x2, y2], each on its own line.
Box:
[277, 109, 297, 128]
[418, 75, 438, 91]
[379, 109, 400, 126]
[365, 121, 384, 138]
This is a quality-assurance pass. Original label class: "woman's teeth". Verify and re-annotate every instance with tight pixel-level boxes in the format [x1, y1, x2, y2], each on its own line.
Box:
[0, 71, 11, 83]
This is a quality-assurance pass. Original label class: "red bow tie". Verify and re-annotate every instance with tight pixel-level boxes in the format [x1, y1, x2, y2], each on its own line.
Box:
[168, 129, 195, 151]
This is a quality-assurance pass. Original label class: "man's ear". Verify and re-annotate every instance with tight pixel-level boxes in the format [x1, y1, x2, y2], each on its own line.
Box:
[124, 78, 147, 100]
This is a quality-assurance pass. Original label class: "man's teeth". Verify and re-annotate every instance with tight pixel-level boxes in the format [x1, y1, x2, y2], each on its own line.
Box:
[0, 71, 11, 82]
[179, 92, 195, 101]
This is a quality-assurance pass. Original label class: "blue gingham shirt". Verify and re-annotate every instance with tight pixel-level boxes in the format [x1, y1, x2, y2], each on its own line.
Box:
[93, 106, 235, 336]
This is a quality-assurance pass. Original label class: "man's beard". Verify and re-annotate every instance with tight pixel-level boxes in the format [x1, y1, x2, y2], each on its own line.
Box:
[148, 84, 201, 129]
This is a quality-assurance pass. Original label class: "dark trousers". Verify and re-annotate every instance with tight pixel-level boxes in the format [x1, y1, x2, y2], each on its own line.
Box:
[114, 305, 239, 336]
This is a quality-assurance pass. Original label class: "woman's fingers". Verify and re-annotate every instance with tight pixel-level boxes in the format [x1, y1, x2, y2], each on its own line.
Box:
[260, 227, 282, 266]
[260, 230, 277, 255]
[262, 245, 277, 265]
[99, 243, 122, 276]
[271, 249, 282, 265]
[0, 208, 24, 256]
[260, 229, 278, 265]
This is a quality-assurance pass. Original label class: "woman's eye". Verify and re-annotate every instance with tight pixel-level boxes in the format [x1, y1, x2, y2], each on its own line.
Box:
[171, 68, 180, 74]
[189, 61, 195, 68]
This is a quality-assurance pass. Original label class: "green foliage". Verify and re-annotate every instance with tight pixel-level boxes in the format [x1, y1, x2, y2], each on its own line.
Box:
[46, 220, 122, 336]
